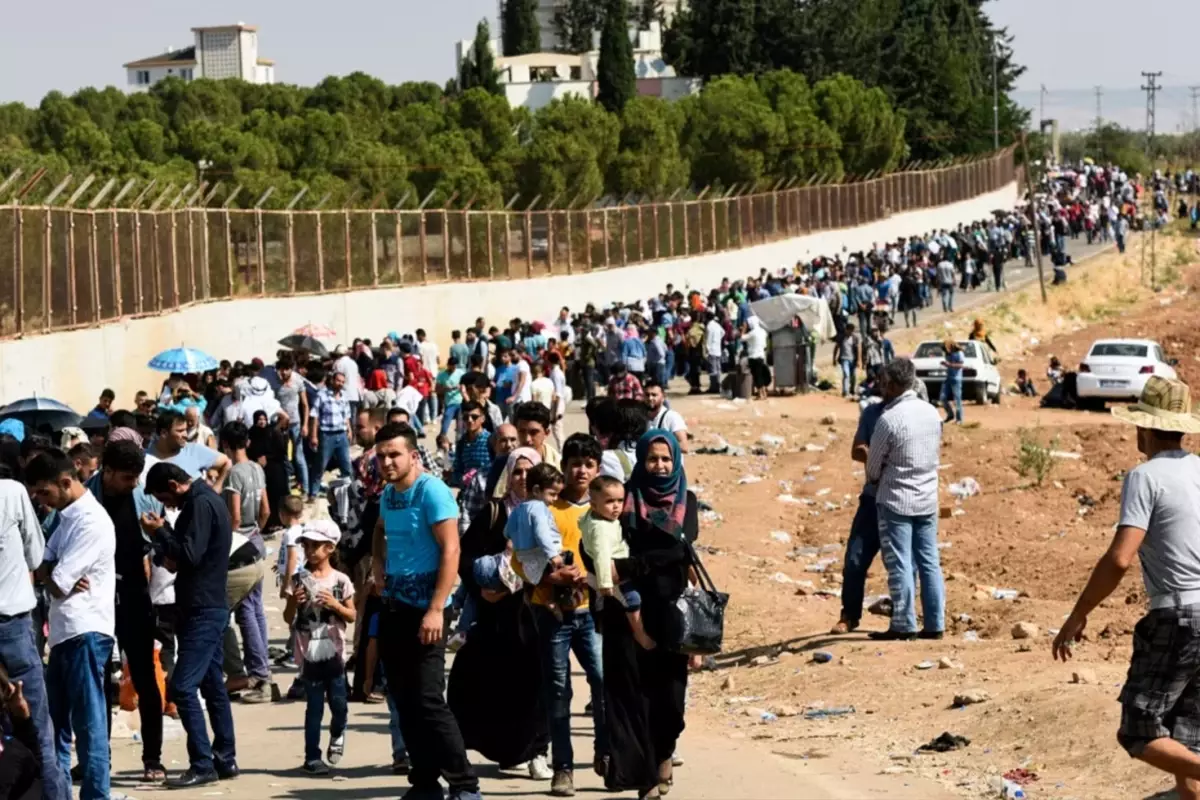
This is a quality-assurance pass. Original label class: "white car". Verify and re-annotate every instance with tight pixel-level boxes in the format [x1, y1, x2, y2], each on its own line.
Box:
[1076, 339, 1177, 402]
[912, 340, 1002, 404]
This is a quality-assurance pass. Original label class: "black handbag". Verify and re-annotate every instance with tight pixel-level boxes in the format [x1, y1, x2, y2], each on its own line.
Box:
[672, 541, 728, 655]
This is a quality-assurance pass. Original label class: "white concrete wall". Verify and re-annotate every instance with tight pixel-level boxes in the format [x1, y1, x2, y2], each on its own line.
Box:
[0, 181, 1016, 411]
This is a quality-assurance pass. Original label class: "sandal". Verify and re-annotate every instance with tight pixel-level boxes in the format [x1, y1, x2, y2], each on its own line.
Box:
[657, 759, 673, 795]
[829, 619, 858, 635]
[142, 766, 167, 784]
[364, 692, 386, 704]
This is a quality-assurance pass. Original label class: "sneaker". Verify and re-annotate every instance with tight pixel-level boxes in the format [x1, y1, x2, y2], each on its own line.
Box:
[303, 760, 330, 776]
[240, 679, 273, 704]
[528, 754, 553, 780]
[551, 769, 575, 796]
[327, 734, 345, 765]
[671, 750, 684, 767]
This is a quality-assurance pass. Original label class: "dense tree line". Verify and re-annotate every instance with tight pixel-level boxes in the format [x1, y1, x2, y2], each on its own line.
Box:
[0, 69, 907, 210]
[663, 0, 1029, 160]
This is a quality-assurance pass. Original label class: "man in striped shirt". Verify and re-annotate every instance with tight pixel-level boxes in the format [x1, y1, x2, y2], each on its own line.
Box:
[308, 371, 354, 499]
[865, 359, 946, 641]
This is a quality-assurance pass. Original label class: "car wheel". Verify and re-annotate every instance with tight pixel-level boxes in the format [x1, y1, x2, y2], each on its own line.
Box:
[974, 384, 988, 404]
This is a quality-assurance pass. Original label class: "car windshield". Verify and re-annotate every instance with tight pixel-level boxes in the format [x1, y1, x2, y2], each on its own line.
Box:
[1089, 343, 1148, 358]
[915, 342, 975, 359]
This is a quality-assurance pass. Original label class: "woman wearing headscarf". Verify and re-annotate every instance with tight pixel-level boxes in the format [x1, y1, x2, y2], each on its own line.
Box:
[247, 410, 290, 533]
[600, 429, 699, 799]
[621, 324, 647, 383]
[969, 318, 998, 355]
[448, 448, 551, 770]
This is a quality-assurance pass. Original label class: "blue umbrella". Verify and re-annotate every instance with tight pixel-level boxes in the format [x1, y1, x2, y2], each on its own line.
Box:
[147, 347, 219, 373]
[0, 396, 82, 432]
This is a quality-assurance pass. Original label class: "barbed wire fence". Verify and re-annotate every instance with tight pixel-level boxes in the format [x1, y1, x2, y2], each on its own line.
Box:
[0, 147, 1016, 339]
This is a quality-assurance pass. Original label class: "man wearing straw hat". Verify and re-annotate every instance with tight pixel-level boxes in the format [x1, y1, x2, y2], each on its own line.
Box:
[1054, 376, 1200, 799]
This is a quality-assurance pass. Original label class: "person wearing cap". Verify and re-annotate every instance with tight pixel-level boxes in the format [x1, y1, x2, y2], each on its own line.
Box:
[1054, 377, 1200, 797]
[283, 520, 356, 776]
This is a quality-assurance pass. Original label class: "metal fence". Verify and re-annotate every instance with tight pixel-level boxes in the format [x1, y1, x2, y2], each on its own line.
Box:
[0, 148, 1015, 340]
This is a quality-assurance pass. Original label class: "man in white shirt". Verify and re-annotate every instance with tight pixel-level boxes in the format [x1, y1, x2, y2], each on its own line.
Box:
[29, 449, 117, 800]
[331, 346, 362, 411]
[704, 312, 725, 394]
[644, 379, 688, 452]
[0, 477, 68, 799]
[415, 328, 441, 424]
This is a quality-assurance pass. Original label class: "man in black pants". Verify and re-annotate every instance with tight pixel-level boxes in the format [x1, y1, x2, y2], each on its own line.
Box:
[87, 440, 168, 783]
[371, 423, 481, 800]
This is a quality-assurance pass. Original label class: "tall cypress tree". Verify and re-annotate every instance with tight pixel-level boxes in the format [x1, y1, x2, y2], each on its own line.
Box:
[502, 0, 542, 56]
[597, 0, 637, 113]
[461, 19, 502, 95]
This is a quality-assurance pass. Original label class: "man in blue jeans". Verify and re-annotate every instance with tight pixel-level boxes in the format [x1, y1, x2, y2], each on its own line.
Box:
[144, 461, 239, 788]
[27, 450, 117, 800]
[274, 355, 310, 493]
[0, 475, 70, 799]
[309, 370, 354, 499]
[864, 359, 946, 641]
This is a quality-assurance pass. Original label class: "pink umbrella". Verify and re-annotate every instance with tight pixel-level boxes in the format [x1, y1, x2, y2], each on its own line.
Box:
[293, 323, 336, 339]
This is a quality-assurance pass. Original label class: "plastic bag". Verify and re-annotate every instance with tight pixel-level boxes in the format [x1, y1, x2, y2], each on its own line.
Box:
[118, 643, 167, 712]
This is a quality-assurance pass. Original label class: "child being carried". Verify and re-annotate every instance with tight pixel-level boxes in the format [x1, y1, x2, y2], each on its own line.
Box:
[580, 475, 655, 650]
[505, 463, 577, 615]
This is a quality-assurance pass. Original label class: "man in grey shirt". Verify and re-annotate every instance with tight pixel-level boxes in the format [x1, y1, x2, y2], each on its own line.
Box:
[0, 477, 70, 798]
[865, 359, 945, 641]
[936, 259, 956, 312]
[1054, 377, 1200, 792]
[218, 422, 273, 704]
[273, 355, 309, 493]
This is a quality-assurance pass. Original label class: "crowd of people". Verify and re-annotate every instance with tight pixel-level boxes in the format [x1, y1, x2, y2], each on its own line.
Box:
[0, 164, 1157, 800]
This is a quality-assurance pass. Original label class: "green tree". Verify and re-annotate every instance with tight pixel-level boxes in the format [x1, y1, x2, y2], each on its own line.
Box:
[552, 0, 601, 53]
[517, 96, 620, 204]
[609, 96, 688, 197]
[597, 0, 637, 114]
[812, 73, 905, 175]
[635, 0, 663, 30]
[459, 20, 502, 96]
[663, 0, 759, 81]
[502, 0, 542, 56]
[758, 70, 844, 181]
[680, 75, 785, 188]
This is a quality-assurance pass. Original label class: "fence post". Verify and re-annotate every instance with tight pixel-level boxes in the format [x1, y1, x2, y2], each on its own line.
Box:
[185, 209, 195, 303]
[620, 208, 629, 265]
[636, 205, 644, 262]
[419, 211, 428, 283]
[665, 204, 673, 257]
[112, 210, 122, 316]
[602, 208, 610, 267]
[486, 212, 495, 279]
[12, 208, 22, 335]
[343, 211, 352, 288]
[772, 192, 779, 239]
[89, 212, 101, 320]
[42, 209, 52, 330]
[442, 209, 451, 281]
[199, 209, 209, 300]
[170, 210, 180, 308]
[682, 203, 689, 256]
[133, 214, 144, 313]
[257, 210, 267, 296]
[68, 212, 79, 325]
[370, 211, 380, 286]
[565, 211, 573, 275]
[525, 211, 534, 277]
[315, 213, 325, 292]
[652, 205, 659, 259]
[223, 211, 235, 298]
[504, 212, 513, 277]
[585, 212, 593, 271]
[287, 212, 296, 293]
[465, 212, 473, 279]
[395, 213, 404, 284]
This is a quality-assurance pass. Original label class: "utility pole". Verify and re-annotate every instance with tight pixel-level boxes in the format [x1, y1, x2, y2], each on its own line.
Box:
[1039, 84, 1048, 131]
[991, 34, 999, 150]
[1094, 85, 1104, 131]
[1020, 132, 1047, 304]
[1190, 86, 1200, 164]
[1142, 71, 1163, 157]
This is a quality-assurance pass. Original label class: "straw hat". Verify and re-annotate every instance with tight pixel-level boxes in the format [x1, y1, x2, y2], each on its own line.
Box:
[1112, 376, 1200, 434]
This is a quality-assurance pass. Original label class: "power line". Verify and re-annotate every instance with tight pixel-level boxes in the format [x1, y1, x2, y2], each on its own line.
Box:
[1141, 71, 1163, 156]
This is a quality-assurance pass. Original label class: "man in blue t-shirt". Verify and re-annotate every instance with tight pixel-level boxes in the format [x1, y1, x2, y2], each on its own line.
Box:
[147, 411, 231, 488]
[371, 423, 480, 800]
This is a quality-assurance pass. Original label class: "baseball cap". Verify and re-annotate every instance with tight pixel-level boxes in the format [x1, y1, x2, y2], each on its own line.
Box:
[298, 519, 341, 546]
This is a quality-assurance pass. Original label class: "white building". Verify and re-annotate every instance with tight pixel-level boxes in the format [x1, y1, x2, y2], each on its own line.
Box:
[456, 21, 698, 112]
[505, 0, 685, 52]
[123, 23, 276, 91]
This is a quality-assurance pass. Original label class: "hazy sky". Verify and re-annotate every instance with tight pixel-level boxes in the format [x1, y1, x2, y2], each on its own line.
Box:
[0, 0, 1196, 106]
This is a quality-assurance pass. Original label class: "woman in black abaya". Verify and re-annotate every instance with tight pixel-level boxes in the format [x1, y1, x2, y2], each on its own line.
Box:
[603, 429, 698, 799]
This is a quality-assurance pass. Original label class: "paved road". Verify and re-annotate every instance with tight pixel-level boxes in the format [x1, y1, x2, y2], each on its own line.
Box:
[815, 236, 1116, 366]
